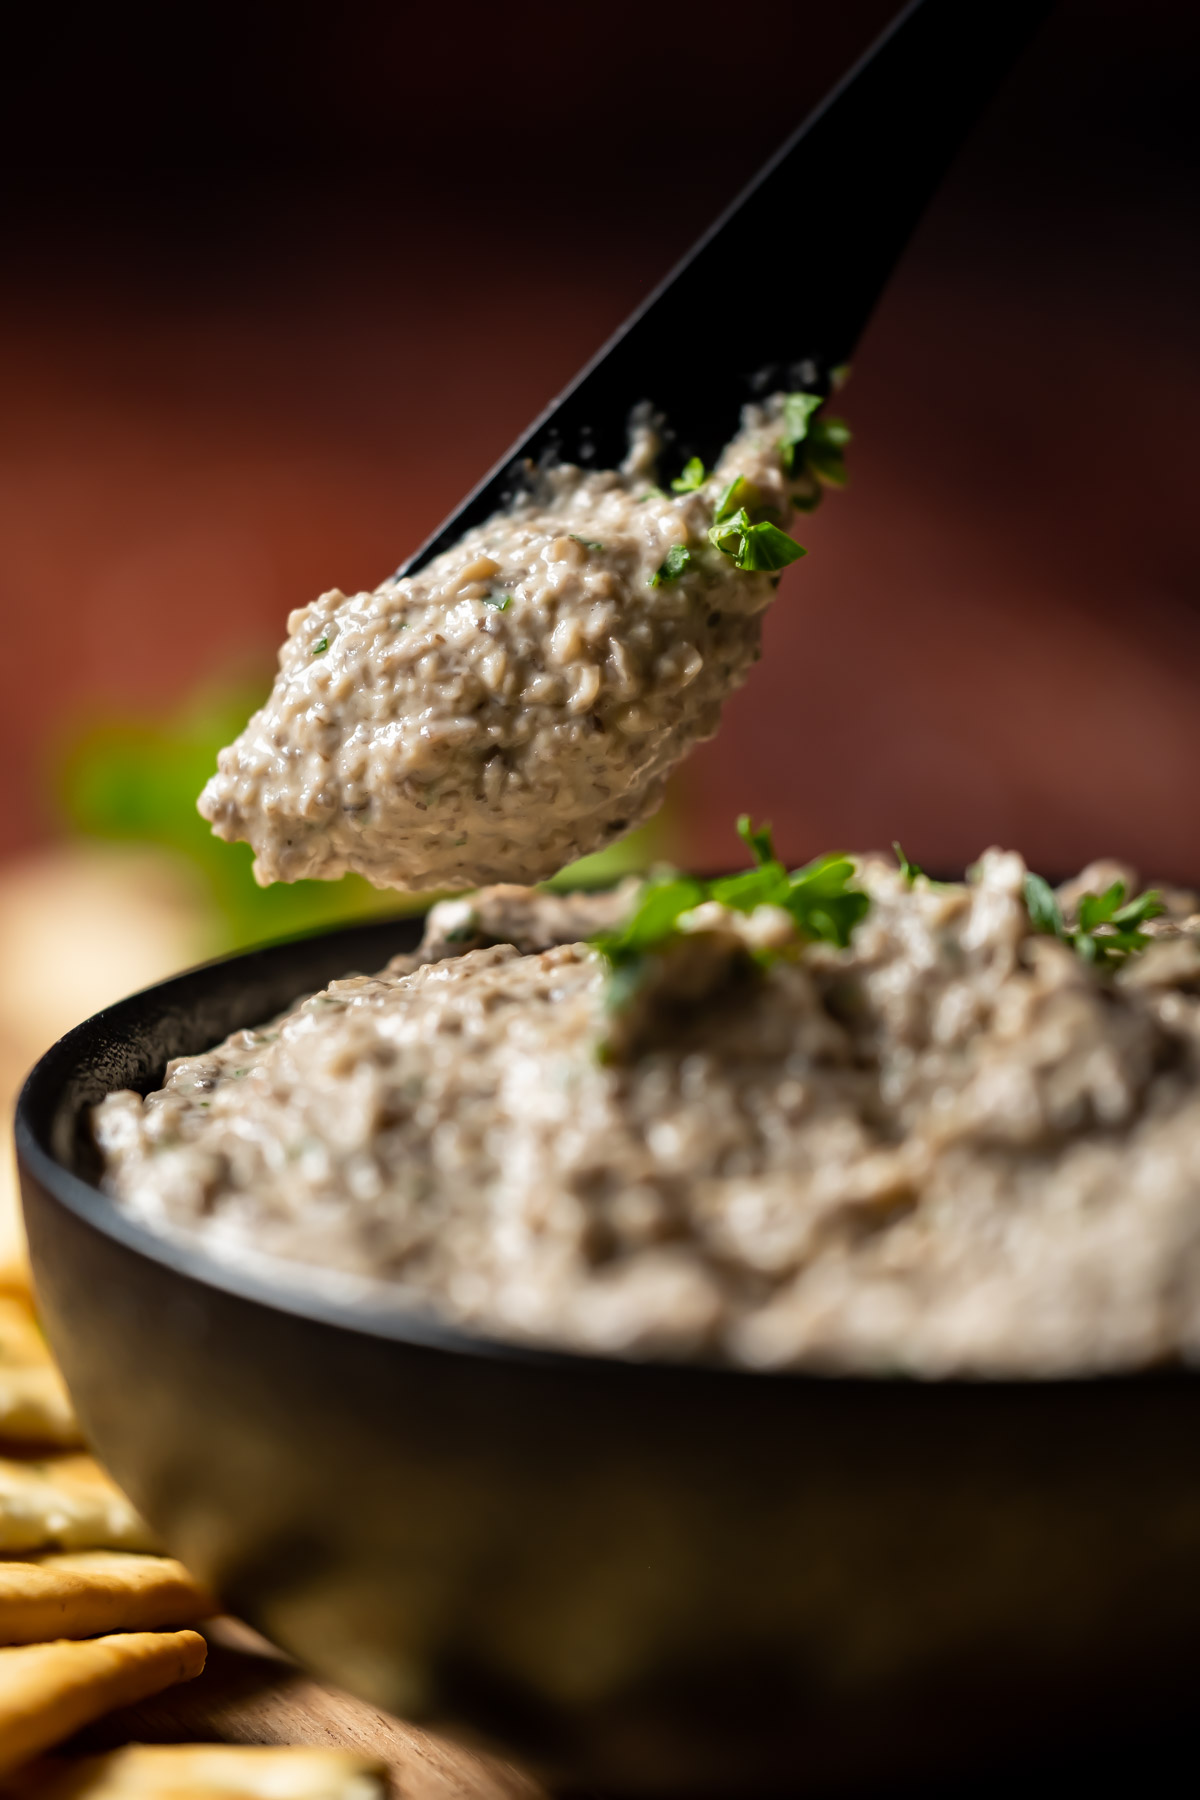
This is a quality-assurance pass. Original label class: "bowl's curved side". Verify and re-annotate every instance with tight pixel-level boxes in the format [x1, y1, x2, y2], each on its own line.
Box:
[23, 1160, 1200, 1794]
[17, 921, 1200, 1793]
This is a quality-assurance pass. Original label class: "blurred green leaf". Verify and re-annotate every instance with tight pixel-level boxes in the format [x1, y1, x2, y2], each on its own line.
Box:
[55, 678, 419, 955]
[543, 815, 670, 893]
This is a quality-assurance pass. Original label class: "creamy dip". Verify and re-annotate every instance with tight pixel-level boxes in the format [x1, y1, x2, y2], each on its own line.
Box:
[93, 853, 1200, 1377]
[198, 405, 801, 891]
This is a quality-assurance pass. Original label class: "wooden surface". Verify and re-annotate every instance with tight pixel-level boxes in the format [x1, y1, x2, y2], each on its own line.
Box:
[59, 1617, 548, 1800]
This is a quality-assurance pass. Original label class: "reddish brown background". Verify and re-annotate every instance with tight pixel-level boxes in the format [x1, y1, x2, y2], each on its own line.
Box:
[2, 0, 1198, 880]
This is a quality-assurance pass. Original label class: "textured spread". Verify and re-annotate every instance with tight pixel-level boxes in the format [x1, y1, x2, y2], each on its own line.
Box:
[93, 854, 1200, 1377]
[198, 406, 799, 891]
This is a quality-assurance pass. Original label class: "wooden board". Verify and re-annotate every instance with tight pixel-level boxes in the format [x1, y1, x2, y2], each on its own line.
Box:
[51, 1617, 549, 1800]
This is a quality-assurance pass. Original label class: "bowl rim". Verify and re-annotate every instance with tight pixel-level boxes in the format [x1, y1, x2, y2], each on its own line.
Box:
[13, 911, 1188, 1394]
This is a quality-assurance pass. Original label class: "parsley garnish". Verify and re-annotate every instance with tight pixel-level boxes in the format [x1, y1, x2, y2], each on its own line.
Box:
[1024, 871, 1164, 968]
[719, 820, 868, 948]
[807, 416, 851, 484]
[591, 818, 868, 1002]
[780, 393, 822, 470]
[311, 636, 329, 655]
[714, 476, 753, 522]
[737, 814, 775, 866]
[569, 535, 604, 551]
[650, 544, 694, 586]
[708, 510, 807, 572]
[779, 391, 852, 510]
[893, 842, 923, 886]
[893, 842, 951, 891]
[671, 457, 707, 493]
[482, 592, 512, 611]
[1023, 873, 1063, 937]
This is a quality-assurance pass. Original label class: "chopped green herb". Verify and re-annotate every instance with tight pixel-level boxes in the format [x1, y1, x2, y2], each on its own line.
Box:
[708, 507, 750, 557]
[892, 842, 949, 891]
[1024, 871, 1164, 968]
[737, 813, 775, 866]
[779, 391, 852, 503]
[779, 392, 823, 473]
[311, 636, 329, 655]
[739, 520, 807, 572]
[709, 509, 806, 572]
[569, 534, 605, 551]
[714, 476, 753, 522]
[590, 876, 706, 1000]
[590, 818, 869, 1026]
[807, 415, 851, 486]
[482, 592, 511, 611]
[650, 544, 694, 586]
[671, 457, 707, 493]
[1024, 872, 1063, 937]
[638, 487, 666, 502]
[894, 842, 923, 886]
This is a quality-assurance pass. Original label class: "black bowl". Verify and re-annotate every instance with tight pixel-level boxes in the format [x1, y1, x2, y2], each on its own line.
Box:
[16, 917, 1200, 1795]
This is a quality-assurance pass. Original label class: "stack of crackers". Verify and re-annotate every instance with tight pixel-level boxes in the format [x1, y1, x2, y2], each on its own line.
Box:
[0, 1266, 387, 1799]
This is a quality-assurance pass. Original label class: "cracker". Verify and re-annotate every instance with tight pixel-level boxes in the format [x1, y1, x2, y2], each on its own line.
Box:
[0, 1551, 214, 1644]
[0, 1628, 206, 1776]
[0, 1299, 82, 1449]
[0, 1456, 159, 1554]
[6, 1743, 387, 1798]
[0, 1265, 30, 1305]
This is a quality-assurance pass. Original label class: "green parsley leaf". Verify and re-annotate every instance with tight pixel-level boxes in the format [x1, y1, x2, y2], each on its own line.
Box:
[1025, 871, 1163, 968]
[650, 544, 694, 586]
[708, 507, 751, 558]
[1112, 890, 1165, 928]
[1024, 872, 1065, 938]
[715, 476, 753, 522]
[591, 821, 869, 1021]
[779, 391, 852, 491]
[710, 821, 789, 913]
[1076, 881, 1126, 933]
[569, 535, 604, 551]
[779, 392, 822, 474]
[806, 415, 851, 487]
[709, 509, 806, 571]
[670, 457, 707, 493]
[894, 842, 923, 886]
[590, 874, 706, 973]
[482, 592, 511, 611]
[785, 853, 869, 947]
[311, 636, 329, 655]
[707, 865, 787, 912]
[737, 520, 808, 572]
[892, 841, 949, 892]
[737, 815, 776, 867]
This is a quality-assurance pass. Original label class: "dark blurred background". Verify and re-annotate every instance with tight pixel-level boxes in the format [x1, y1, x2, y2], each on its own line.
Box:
[0, 0, 1197, 1117]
